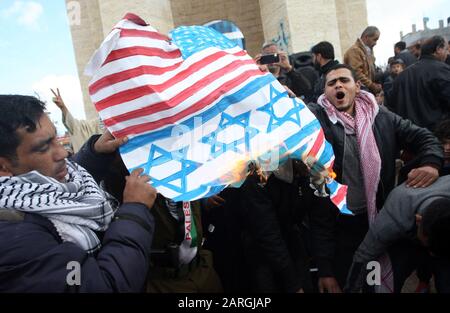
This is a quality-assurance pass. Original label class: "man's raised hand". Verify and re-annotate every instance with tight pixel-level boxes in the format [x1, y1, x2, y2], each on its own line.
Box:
[94, 130, 128, 154]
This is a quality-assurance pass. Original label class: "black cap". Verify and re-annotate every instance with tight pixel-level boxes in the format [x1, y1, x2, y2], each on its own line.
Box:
[390, 58, 405, 66]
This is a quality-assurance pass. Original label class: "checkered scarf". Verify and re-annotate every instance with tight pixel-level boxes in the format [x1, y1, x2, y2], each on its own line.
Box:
[0, 160, 118, 254]
[318, 90, 394, 292]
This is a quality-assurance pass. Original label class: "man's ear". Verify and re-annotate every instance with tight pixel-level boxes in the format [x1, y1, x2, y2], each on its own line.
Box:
[317, 53, 322, 63]
[0, 157, 14, 177]
[415, 214, 423, 226]
[355, 80, 361, 93]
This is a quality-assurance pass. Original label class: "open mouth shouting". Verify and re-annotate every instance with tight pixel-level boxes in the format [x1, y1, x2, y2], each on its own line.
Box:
[336, 91, 345, 100]
[333, 90, 351, 112]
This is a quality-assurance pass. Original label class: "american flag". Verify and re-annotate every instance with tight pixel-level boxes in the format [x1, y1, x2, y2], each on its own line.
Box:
[85, 13, 350, 214]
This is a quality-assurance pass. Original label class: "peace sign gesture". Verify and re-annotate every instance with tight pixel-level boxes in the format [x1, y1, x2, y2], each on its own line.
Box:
[50, 88, 66, 110]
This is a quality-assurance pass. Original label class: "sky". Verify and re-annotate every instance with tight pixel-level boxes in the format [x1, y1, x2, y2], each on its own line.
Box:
[367, 0, 450, 67]
[0, 0, 82, 134]
[0, 0, 449, 135]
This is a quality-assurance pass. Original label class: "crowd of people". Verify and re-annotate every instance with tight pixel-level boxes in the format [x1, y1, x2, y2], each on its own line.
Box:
[0, 26, 449, 293]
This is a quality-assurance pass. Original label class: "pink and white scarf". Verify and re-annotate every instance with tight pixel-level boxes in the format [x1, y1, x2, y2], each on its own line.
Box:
[318, 90, 394, 293]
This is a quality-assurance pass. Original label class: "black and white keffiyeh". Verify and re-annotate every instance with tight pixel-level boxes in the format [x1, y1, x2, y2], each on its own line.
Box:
[0, 160, 119, 254]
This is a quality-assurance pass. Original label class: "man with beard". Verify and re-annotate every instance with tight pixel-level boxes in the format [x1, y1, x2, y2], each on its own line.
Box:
[344, 26, 382, 95]
[307, 64, 443, 292]
[409, 42, 421, 59]
[0, 95, 157, 292]
[389, 36, 450, 131]
[255, 42, 311, 100]
[311, 41, 340, 103]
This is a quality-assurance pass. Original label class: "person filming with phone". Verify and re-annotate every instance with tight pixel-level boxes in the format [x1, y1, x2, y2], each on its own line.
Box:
[255, 42, 311, 100]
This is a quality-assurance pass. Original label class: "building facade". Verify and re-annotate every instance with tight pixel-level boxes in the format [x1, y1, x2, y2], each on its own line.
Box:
[401, 17, 450, 48]
[66, 0, 368, 119]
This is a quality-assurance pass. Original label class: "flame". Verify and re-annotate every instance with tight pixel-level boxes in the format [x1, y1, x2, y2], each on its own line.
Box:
[328, 170, 337, 180]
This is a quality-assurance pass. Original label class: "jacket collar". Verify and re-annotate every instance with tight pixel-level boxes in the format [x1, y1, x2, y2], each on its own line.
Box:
[419, 55, 440, 62]
[320, 59, 339, 74]
[356, 38, 371, 55]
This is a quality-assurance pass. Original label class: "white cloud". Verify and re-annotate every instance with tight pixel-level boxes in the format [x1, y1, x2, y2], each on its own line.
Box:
[31, 75, 86, 135]
[1, 1, 43, 30]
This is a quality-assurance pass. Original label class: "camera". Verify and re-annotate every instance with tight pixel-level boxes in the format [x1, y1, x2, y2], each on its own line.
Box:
[259, 53, 280, 65]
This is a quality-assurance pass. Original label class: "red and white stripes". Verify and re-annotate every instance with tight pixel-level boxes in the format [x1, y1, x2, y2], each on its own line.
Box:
[87, 17, 263, 140]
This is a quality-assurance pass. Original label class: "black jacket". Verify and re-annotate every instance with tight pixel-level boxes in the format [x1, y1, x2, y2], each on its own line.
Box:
[0, 136, 155, 292]
[308, 103, 443, 210]
[307, 103, 443, 276]
[296, 66, 320, 103]
[311, 60, 340, 103]
[277, 68, 312, 101]
[240, 174, 302, 292]
[239, 170, 337, 291]
[396, 50, 417, 67]
[389, 55, 450, 131]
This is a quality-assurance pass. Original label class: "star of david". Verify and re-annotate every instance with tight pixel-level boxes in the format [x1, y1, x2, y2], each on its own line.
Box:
[131, 144, 200, 194]
[201, 111, 259, 159]
[257, 85, 304, 132]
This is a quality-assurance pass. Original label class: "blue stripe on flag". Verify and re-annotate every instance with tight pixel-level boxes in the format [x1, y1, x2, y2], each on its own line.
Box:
[171, 185, 209, 201]
[339, 204, 353, 215]
[166, 120, 322, 202]
[172, 184, 226, 202]
[120, 74, 276, 154]
[326, 179, 338, 195]
[284, 119, 321, 153]
[317, 140, 334, 166]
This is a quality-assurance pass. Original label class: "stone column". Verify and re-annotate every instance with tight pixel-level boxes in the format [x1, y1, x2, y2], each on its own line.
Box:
[335, 0, 368, 60]
[170, 0, 264, 57]
[258, 0, 290, 53]
[98, 0, 175, 36]
[66, 0, 175, 119]
[66, 0, 104, 119]
[286, 0, 343, 60]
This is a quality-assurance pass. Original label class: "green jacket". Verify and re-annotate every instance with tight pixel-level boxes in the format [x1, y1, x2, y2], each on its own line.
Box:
[150, 195, 203, 251]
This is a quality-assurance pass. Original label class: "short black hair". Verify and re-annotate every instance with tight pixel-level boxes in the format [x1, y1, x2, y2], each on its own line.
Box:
[422, 197, 450, 259]
[324, 63, 357, 82]
[434, 119, 450, 141]
[311, 41, 335, 60]
[395, 41, 406, 51]
[390, 58, 405, 67]
[421, 36, 445, 56]
[0, 95, 46, 160]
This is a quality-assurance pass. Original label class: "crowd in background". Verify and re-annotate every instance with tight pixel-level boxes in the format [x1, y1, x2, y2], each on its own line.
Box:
[0, 25, 449, 293]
